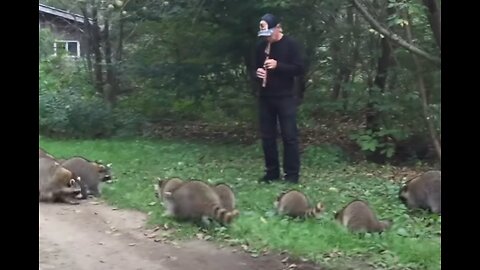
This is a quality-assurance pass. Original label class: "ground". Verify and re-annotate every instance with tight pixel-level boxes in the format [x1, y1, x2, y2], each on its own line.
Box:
[39, 199, 323, 270]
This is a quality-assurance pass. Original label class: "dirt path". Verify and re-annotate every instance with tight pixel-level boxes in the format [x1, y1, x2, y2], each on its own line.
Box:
[39, 200, 322, 270]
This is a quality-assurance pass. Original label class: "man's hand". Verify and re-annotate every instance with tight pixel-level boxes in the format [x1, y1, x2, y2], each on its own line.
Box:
[264, 59, 277, 69]
[256, 68, 266, 79]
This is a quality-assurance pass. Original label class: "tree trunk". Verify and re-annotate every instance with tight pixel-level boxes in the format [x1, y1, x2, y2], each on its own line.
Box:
[80, 6, 94, 87]
[422, 0, 441, 50]
[405, 12, 441, 161]
[364, 36, 392, 164]
[103, 18, 118, 107]
[91, 3, 104, 94]
[115, 12, 125, 63]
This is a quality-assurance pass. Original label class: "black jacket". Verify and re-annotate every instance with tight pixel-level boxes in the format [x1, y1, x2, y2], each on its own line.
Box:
[254, 35, 305, 97]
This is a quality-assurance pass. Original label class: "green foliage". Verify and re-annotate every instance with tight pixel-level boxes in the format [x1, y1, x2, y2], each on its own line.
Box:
[39, 57, 144, 138]
[40, 138, 441, 270]
[39, 28, 56, 59]
[39, 0, 441, 165]
[350, 128, 405, 158]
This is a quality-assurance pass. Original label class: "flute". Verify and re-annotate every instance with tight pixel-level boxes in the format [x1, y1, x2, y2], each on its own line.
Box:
[262, 42, 271, 88]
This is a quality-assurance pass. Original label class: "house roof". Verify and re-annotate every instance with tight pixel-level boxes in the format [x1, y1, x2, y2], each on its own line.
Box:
[39, 3, 92, 24]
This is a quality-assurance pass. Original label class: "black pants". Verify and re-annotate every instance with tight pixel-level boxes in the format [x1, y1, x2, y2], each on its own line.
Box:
[258, 96, 300, 179]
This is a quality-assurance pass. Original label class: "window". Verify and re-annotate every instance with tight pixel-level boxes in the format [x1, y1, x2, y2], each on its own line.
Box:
[53, 40, 80, 58]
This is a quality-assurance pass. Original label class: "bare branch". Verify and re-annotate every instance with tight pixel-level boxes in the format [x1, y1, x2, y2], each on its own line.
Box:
[351, 0, 441, 66]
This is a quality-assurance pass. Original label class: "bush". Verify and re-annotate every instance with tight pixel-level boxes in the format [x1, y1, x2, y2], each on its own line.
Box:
[39, 56, 148, 138]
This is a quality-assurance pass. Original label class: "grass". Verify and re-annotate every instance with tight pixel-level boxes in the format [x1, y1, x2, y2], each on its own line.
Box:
[40, 137, 441, 270]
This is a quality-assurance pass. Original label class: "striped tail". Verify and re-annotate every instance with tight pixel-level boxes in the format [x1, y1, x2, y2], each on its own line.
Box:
[210, 203, 240, 225]
[304, 203, 325, 218]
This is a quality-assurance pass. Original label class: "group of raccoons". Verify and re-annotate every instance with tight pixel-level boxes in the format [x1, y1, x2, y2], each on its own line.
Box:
[153, 169, 441, 233]
[39, 148, 112, 205]
[39, 147, 441, 233]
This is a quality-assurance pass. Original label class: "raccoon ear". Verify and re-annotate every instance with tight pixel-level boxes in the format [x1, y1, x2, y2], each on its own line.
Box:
[69, 179, 76, 186]
[164, 191, 173, 198]
[77, 176, 82, 181]
[316, 202, 325, 211]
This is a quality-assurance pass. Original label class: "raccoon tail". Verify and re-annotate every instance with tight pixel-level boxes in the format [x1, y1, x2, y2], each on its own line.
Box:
[304, 202, 325, 218]
[210, 203, 240, 225]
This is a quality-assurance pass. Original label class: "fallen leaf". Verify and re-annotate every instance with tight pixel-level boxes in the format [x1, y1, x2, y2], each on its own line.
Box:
[167, 255, 178, 261]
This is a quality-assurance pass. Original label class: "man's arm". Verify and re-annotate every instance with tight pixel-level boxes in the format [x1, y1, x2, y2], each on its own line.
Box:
[276, 39, 305, 76]
[253, 40, 266, 82]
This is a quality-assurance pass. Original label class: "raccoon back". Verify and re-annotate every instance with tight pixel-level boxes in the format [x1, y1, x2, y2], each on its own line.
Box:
[213, 183, 235, 211]
[337, 200, 385, 232]
[276, 190, 310, 217]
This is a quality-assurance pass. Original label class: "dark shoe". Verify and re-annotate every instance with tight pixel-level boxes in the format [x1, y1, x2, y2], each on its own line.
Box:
[284, 175, 299, 184]
[259, 174, 280, 183]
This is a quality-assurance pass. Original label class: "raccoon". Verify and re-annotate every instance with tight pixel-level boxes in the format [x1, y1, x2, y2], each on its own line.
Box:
[61, 157, 112, 199]
[39, 157, 81, 204]
[399, 170, 441, 214]
[154, 177, 184, 201]
[163, 180, 239, 225]
[39, 148, 55, 160]
[335, 200, 391, 233]
[274, 190, 325, 219]
[213, 183, 236, 211]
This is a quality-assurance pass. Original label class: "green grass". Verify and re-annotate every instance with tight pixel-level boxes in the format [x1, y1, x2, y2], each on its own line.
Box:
[40, 137, 441, 270]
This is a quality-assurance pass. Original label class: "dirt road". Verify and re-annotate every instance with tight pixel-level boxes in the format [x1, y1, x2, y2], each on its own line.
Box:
[39, 200, 322, 270]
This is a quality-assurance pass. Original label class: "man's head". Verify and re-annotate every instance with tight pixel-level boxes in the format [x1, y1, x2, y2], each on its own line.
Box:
[258, 13, 283, 42]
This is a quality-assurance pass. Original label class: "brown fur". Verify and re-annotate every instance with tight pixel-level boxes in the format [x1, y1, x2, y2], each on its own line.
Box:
[61, 157, 111, 199]
[275, 190, 325, 219]
[39, 148, 56, 160]
[154, 177, 184, 201]
[399, 170, 441, 214]
[163, 180, 239, 225]
[335, 200, 391, 233]
[213, 183, 236, 211]
[39, 157, 81, 205]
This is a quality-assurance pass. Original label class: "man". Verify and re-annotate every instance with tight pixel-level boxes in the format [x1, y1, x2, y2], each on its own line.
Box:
[254, 13, 305, 184]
